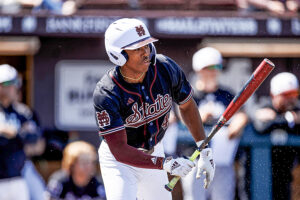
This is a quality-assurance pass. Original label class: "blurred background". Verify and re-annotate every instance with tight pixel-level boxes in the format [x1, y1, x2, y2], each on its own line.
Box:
[0, 0, 300, 199]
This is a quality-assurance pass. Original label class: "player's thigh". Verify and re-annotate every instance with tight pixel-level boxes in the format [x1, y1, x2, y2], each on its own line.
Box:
[99, 142, 138, 200]
[101, 164, 138, 200]
[181, 165, 206, 200]
[0, 178, 29, 200]
[137, 168, 172, 200]
[210, 166, 235, 200]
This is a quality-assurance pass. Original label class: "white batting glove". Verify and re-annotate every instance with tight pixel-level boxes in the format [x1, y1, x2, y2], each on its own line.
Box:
[163, 156, 195, 177]
[196, 148, 215, 188]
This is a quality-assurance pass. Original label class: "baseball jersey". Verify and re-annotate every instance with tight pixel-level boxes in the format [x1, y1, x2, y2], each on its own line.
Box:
[93, 54, 193, 150]
[0, 102, 40, 179]
[194, 87, 235, 126]
[253, 99, 300, 134]
[46, 170, 106, 200]
[176, 87, 234, 149]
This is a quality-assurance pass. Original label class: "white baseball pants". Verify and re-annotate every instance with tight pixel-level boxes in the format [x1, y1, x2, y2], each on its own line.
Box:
[181, 164, 235, 200]
[0, 177, 29, 200]
[99, 141, 172, 200]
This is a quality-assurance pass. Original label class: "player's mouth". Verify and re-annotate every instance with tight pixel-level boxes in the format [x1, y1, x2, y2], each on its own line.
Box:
[143, 56, 150, 64]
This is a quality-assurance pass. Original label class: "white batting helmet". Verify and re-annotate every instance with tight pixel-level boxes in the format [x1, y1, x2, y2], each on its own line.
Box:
[192, 47, 223, 71]
[105, 18, 158, 66]
[0, 64, 17, 84]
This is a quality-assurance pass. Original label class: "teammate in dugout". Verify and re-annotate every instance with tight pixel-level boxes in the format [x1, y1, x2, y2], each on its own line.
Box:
[93, 18, 216, 200]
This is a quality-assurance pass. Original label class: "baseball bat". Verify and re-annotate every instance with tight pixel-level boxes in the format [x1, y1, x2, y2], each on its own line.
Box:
[165, 58, 275, 192]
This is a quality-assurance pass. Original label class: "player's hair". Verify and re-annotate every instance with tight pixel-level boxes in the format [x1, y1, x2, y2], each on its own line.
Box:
[62, 141, 97, 174]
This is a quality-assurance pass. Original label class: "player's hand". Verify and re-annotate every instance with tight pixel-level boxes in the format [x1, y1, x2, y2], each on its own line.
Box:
[255, 108, 276, 122]
[196, 148, 215, 189]
[0, 123, 18, 139]
[163, 156, 195, 177]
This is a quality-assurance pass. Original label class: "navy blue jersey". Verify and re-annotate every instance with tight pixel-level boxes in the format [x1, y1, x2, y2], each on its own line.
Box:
[253, 99, 300, 134]
[93, 55, 193, 150]
[0, 102, 40, 179]
[194, 87, 235, 126]
[46, 170, 106, 200]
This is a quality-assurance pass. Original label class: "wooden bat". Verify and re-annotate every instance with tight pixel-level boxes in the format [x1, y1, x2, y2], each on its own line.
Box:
[165, 58, 275, 192]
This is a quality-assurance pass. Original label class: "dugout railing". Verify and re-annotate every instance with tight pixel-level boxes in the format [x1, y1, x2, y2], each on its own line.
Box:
[239, 124, 300, 200]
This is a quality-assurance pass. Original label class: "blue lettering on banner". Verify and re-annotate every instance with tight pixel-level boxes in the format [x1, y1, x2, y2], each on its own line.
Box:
[0, 17, 12, 33]
[155, 17, 258, 36]
[291, 18, 300, 35]
[46, 17, 118, 33]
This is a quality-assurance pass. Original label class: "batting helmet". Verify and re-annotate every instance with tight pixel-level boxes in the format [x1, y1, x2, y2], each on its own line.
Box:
[192, 47, 223, 72]
[105, 18, 158, 66]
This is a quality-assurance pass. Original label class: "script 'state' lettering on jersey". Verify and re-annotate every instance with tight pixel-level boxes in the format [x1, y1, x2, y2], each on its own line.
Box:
[125, 94, 172, 128]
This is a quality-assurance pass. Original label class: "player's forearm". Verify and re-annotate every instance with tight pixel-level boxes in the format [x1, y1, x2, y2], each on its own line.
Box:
[229, 112, 248, 132]
[179, 98, 206, 142]
[104, 130, 164, 169]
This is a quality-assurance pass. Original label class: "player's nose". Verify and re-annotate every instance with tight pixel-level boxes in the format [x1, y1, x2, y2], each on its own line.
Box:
[141, 45, 150, 55]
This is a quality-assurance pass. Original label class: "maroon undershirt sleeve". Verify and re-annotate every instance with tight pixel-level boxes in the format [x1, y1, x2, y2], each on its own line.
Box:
[103, 129, 164, 169]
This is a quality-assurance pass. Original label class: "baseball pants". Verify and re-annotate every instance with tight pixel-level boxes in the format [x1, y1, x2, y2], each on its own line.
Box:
[99, 141, 172, 200]
[181, 164, 235, 200]
[0, 177, 29, 200]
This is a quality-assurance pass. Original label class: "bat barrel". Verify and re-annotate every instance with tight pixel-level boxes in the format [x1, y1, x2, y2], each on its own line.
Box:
[222, 58, 275, 121]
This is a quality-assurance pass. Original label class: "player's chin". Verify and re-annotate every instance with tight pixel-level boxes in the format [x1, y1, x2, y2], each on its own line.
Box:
[140, 61, 150, 71]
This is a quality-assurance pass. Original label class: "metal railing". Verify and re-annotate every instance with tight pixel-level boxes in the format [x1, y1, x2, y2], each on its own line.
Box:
[239, 124, 300, 200]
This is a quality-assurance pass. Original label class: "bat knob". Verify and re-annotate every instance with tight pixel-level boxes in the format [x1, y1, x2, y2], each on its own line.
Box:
[165, 184, 173, 192]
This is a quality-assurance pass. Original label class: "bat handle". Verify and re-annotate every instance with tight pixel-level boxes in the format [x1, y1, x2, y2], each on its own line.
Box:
[165, 149, 201, 191]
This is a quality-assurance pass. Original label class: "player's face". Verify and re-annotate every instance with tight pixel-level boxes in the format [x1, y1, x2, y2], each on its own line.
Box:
[72, 153, 96, 186]
[0, 84, 18, 103]
[124, 44, 151, 73]
[197, 68, 220, 92]
[272, 91, 299, 112]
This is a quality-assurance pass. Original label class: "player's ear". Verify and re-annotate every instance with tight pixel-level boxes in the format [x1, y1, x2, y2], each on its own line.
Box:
[149, 43, 156, 65]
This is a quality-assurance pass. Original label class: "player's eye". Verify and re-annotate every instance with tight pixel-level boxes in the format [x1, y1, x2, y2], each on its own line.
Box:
[134, 45, 149, 52]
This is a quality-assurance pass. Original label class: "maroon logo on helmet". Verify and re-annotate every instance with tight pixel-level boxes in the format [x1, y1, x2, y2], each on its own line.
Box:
[135, 25, 146, 37]
[96, 110, 110, 128]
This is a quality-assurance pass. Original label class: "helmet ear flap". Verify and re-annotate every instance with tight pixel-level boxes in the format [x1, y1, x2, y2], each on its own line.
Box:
[106, 49, 128, 66]
[107, 43, 155, 66]
[149, 43, 157, 65]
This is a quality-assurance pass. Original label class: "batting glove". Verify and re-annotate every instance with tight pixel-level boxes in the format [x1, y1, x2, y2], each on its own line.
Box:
[163, 156, 195, 177]
[196, 141, 215, 189]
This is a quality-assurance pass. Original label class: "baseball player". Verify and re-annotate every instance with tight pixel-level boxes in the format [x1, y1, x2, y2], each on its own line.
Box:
[0, 64, 41, 200]
[93, 18, 215, 200]
[253, 72, 300, 200]
[180, 47, 248, 200]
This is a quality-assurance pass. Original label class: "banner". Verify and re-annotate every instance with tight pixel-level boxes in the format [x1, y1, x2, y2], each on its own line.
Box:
[55, 60, 113, 130]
